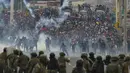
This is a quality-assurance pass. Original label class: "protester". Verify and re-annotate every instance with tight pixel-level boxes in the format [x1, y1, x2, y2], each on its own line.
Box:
[60, 43, 69, 56]
[0, 4, 122, 54]
[0, 2, 126, 73]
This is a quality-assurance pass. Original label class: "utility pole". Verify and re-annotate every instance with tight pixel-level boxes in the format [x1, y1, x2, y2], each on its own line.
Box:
[10, 0, 14, 24]
[124, 0, 127, 53]
[116, 0, 127, 53]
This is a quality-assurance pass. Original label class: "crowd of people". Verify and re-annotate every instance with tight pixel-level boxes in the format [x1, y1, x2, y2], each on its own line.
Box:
[0, 1, 129, 73]
[0, 3, 124, 54]
[0, 47, 129, 73]
[0, 1, 127, 53]
[41, 4, 122, 54]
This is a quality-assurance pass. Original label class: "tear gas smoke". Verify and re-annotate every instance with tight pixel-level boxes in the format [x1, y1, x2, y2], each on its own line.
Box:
[37, 33, 47, 51]
[0, 0, 9, 8]
[35, 0, 70, 52]
[23, 0, 35, 18]
[36, 0, 70, 28]
[61, 0, 69, 8]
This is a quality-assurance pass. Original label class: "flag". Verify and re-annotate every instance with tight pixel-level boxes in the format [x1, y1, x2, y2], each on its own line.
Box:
[26, 10, 29, 16]
[114, 22, 120, 30]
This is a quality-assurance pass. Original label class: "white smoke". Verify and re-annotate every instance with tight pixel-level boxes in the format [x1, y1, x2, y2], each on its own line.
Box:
[35, 0, 70, 52]
[0, 0, 9, 8]
[61, 0, 69, 8]
[36, 0, 70, 29]
[37, 33, 47, 51]
[23, 0, 35, 18]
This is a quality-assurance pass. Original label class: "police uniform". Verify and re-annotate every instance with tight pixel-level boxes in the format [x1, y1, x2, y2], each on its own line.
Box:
[27, 57, 40, 73]
[72, 59, 86, 73]
[7, 50, 19, 73]
[47, 53, 59, 73]
[106, 57, 122, 73]
[58, 52, 70, 73]
[123, 56, 130, 73]
[18, 54, 29, 73]
[38, 54, 48, 68]
[0, 51, 7, 73]
[32, 61, 47, 73]
[81, 54, 91, 73]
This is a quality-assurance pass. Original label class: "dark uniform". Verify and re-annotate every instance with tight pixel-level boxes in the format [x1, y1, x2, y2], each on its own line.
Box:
[89, 52, 96, 66]
[72, 59, 86, 73]
[7, 50, 19, 73]
[38, 54, 48, 68]
[38, 51, 44, 57]
[47, 53, 59, 73]
[91, 56, 104, 73]
[106, 57, 122, 73]
[123, 56, 130, 73]
[32, 62, 47, 73]
[0, 48, 7, 73]
[32, 52, 47, 73]
[89, 52, 96, 62]
[27, 53, 40, 73]
[81, 54, 91, 73]
[38, 51, 48, 68]
[103, 55, 111, 65]
[58, 52, 70, 73]
[118, 54, 125, 69]
[18, 51, 29, 73]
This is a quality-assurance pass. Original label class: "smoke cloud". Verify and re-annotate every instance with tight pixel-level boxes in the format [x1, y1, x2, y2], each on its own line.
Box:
[0, 0, 10, 8]
[23, 0, 35, 18]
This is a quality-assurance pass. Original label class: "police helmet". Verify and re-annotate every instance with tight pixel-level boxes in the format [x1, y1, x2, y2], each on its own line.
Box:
[76, 59, 83, 68]
[60, 52, 65, 56]
[31, 52, 37, 58]
[111, 56, 119, 62]
[119, 54, 125, 59]
[50, 53, 55, 58]
[89, 52, 94, 56]
[39, 51, 44, 56]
